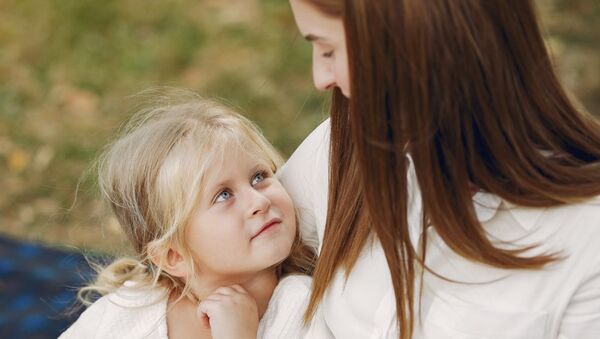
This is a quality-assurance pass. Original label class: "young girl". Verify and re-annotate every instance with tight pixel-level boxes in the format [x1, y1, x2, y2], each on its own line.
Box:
[60, 94, 319, 339]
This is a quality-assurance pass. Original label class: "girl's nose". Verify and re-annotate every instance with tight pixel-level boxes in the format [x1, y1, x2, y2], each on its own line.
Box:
[248, 189, 271, 217]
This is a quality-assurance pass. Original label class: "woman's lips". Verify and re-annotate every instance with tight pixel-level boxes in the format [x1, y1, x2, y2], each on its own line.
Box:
[251, 218, 282, 240]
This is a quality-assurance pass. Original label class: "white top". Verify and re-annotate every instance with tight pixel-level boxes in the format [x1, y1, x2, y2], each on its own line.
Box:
[60, 275, 325, 339]
[278, 118, 600, 339]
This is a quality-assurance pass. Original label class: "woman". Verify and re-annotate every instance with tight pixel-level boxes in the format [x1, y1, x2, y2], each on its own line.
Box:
[278, 0, 600, 338]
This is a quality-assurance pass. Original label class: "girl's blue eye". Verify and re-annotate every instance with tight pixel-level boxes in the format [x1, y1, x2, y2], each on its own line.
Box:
[214, 190, 232, 203]
[251, 171, 266, 186]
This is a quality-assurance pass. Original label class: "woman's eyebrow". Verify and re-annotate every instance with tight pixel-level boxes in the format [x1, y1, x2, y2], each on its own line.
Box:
[304, 33, 327, 42]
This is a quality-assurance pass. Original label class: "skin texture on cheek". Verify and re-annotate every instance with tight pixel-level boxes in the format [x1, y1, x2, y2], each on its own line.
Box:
[184, 153, 297, 282]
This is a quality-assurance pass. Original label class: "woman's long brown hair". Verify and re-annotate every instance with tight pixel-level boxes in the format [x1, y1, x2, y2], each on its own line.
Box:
[300, 0, 600, 338]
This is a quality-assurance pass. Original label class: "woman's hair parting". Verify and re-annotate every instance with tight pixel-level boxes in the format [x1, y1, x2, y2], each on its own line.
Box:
[78, 90, 315, 305]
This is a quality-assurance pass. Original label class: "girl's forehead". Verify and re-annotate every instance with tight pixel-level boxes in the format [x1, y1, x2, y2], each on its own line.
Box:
[204, 142, 273, 176]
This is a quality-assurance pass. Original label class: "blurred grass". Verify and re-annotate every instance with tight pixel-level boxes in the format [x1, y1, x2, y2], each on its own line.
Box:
[0, 0, 598, 254]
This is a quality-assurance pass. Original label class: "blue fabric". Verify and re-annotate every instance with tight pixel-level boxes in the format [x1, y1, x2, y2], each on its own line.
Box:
[0, 236, 106, 339]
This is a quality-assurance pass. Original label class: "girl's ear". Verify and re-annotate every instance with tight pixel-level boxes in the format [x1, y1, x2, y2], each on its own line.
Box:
[149, 244, 189, 278]
[162, 248, 189, 278]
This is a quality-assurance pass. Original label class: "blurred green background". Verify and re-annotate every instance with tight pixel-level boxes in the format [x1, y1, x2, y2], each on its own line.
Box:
[0, 0, 598, 255]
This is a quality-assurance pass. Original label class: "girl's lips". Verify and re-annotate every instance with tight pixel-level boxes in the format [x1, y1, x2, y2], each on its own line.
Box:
[251, 218, 282, 240]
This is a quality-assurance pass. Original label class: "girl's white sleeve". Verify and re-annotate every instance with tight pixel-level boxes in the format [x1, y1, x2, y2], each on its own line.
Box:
[277, 118, 330, 254]
[58, 285, 167, 339]
[58, 297, 108, 338]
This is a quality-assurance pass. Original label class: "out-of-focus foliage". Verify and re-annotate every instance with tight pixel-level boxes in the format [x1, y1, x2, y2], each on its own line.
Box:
[0, 0, 597, 254]
[541, 0, 600, 112]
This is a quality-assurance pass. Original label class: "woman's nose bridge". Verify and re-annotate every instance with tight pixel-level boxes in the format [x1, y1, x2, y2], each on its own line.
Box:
[313, 57, 335, 90]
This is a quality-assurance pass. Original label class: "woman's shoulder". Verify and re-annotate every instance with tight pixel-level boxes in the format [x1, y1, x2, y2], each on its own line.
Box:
[278, 117, 330, 176]
[271, 274, 312, 304]
[277, 274, 312, 291]
[277, 117, 330, 200]
[278, 119, 331, 252]
[257, 274, 313, 339]
[547, 195, 600, 247]
[542, 195, 600, 231]
[295, 117, 330, 151]
[508, 196, 600, 273]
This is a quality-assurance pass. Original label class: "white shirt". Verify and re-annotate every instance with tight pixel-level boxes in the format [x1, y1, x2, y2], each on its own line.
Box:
[278, 118, 600, 339]
[59, 275, 323, 339]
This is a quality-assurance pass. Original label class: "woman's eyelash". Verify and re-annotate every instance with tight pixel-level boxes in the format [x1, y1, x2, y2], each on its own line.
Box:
[322, 50, 334, 57]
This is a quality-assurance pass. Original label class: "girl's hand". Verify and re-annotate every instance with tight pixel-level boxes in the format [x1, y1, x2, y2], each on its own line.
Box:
[196, 284, 258, 339]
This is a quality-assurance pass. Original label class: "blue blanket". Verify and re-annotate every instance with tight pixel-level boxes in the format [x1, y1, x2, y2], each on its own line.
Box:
[0, 236, 104, 339]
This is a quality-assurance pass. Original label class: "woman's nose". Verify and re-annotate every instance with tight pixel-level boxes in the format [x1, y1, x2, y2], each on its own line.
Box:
[313, 59, 336, 91]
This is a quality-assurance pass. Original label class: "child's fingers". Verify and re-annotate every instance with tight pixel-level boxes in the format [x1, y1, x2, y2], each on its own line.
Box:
[197, 299, 217, 316]
[229, 284, 248, 294]
[196, 299, 218, 323]
[212, 286, 236, 295]
[202, 294, 222, 303]
[197, 311, 210, 329]
[209, 285, 247, 298]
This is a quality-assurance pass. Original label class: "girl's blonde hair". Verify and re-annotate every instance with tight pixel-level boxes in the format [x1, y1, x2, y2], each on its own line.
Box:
[79, 90, 315, 304]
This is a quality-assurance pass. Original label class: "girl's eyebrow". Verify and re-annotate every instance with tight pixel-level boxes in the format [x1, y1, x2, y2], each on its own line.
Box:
[250, 162, 272, 175]
[203, 175, 231, 201]
[205, 181, 228, 202]
[207, 162, 270, 190]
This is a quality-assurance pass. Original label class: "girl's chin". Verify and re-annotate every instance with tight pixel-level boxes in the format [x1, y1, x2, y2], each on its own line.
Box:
[266, 244, 295, 267]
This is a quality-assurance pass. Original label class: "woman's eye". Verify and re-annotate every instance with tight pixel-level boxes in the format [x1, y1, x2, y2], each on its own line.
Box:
[214, 190, 232, 203]
[251, 171, 266, 186]
[322, 50, 334, 58]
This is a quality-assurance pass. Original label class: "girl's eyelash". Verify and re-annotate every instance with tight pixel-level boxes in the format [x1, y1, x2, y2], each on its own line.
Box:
[212, 188, 232, 204]
[258, 166, 272, 175]
[211, 169, 270, 204]
[322, 50, 334, 57]
[252, 169, 269, 182]
[256, 169, 269, 177]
